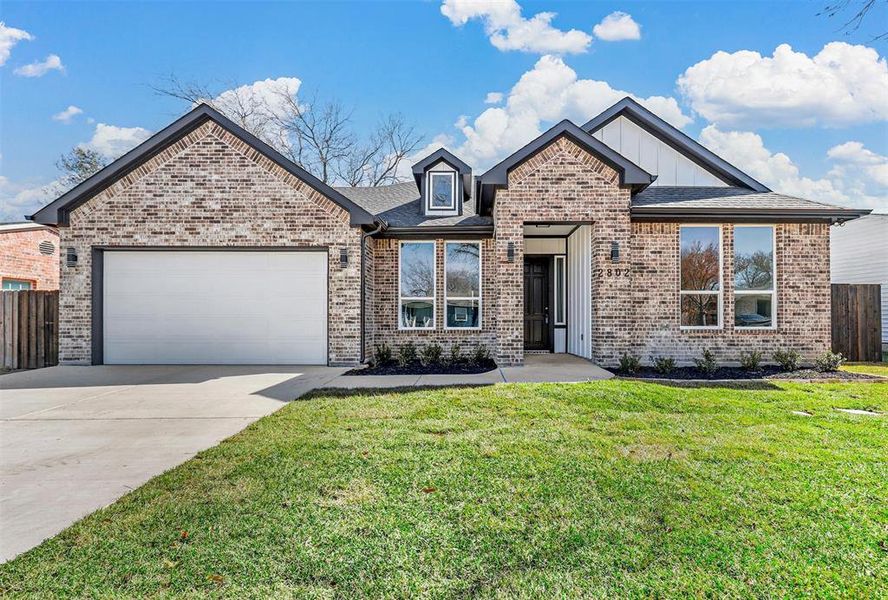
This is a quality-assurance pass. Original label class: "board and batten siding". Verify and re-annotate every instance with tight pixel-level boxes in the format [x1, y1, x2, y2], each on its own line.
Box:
[830, 215, 888, 345]
[567, 225, 592, 359]
[590, 115, 728, 187]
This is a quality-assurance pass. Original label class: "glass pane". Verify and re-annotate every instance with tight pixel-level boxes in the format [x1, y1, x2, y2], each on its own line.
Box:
[430, 173, 454, 208]
[681, 294, 719, 327]
[446, 242, 480, 297]
[554, 257, 565, 324]
[400, 242, 435, 297]
[2, 280, 32, 291]
[401, 300, 434, 328]
[681, 227, 720, 291]
[735, 294, 773, 327]
[734, 227, 773, 291]
[446, 299, 479, 328]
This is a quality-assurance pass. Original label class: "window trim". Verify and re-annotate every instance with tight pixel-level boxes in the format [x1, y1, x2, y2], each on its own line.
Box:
[444, 240, 482, 330]
[426, 171, 457, 212]
[679, 224, 723, 330]
[733, 224, 777, 330]
[553, 254, 566, 326]
[398, 240, 437, 331]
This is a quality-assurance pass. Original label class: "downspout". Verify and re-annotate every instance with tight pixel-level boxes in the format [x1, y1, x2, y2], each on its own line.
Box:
[360, 219, 386, 363]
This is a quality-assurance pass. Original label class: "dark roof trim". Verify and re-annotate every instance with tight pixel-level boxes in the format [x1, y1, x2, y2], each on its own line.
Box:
[411, 148, 473, 201]
[631, 206, 871, 224]
[582, 97, 770, 193]
[477, 120, 655, 215]
[375, 224, 494, 239]
[28, 104, 378, 227]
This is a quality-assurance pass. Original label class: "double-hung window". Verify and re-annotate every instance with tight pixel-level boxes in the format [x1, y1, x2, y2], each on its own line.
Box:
[444, 241, 481, 328]
[734, 225, 776, 328]
[680, 225, 722, 328]
[399, 241, 435, 329]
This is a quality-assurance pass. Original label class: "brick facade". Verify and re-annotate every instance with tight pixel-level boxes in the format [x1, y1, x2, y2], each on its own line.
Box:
[59, 121, 362, 365]
[0, 227, 60, 290]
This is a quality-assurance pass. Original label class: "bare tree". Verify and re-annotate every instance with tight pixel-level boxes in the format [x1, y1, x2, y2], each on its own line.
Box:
[817, 0, 887, 40]
[153, 76, 423, 186]
[56, 147, 108, 188]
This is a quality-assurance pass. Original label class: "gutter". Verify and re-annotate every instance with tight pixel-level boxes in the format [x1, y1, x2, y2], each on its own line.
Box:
[630, 207, 872, 224]
[360, 219, 387, 364]
[377, 224, 494, 239]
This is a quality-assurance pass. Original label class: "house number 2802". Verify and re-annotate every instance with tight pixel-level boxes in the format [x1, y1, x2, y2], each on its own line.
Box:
[595, 268, 631, 278]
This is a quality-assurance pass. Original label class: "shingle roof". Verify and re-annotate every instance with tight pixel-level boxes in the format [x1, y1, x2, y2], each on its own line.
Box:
[334, 182, 492, 228]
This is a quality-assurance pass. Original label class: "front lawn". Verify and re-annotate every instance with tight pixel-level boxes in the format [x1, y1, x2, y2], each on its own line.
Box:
[1, 380, 886, 597]
[842, 362, 888, 378]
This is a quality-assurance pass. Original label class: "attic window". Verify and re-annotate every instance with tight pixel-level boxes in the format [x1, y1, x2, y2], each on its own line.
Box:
[427, 171, 456, 212]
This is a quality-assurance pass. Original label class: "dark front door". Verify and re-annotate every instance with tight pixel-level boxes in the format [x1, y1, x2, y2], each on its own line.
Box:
[524, 257, 550, 350]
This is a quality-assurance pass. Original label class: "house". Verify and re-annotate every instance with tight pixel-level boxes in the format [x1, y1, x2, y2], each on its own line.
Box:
[0, 222, 60, 290]
[830, 214, 888, 351]
[28, 99, 870, 367]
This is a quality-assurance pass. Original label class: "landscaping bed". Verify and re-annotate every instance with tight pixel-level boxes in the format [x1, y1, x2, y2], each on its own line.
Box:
[345, 359, 497, 376]
[623, 366, 880, 381]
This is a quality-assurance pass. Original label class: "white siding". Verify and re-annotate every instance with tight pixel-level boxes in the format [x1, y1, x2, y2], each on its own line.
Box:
[591, 116, 728, 187]
[567, 225, 592, 359]
[830, 215, 888, 343]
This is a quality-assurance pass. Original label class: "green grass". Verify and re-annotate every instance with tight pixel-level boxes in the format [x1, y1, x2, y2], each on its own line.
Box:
[842, 362, 888, 377]
[2, 381, 887, 598]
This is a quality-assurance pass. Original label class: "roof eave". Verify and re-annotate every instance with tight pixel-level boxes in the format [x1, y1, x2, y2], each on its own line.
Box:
[630, 206, 872, 223]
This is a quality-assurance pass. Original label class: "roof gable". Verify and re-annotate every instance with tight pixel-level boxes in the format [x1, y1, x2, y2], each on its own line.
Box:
[29, 104, 377, 227]
[582, 97, 770, 192]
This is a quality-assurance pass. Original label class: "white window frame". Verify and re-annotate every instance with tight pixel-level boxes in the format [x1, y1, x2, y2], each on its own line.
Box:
[733, 224, 777, 330]
[444, 241, 482, 330]
[679, 224, 723, 330]
[426, 171, 457, 212]
[398, 240, 436, 330]
[553, 254, 566, 326]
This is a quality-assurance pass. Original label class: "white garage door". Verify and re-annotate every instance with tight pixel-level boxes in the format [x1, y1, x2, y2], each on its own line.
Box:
[103, 250, 327, 365]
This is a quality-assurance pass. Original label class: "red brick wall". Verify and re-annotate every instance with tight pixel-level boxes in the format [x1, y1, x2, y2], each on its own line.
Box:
[0, 228, 60, 290]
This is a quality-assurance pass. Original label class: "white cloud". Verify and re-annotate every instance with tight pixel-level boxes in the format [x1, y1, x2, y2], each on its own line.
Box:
[209, 77, 302, 145]
[679, 42, 888, 128]
[0, 177, 64, 222]
[484, 92, 503, 105]
[451, 54, 691, 169]
[441, 0, 592, 54]
[81, 123, 152, 158]
[13, 53, 64, 77]
[52, 105, 83, 123]
[699, 126, 888, 212]
[0, 22, 33, 67]
[592, 12, 641, 41]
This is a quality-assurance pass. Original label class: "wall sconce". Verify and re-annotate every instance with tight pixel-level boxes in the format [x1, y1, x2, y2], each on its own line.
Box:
[610, 241, 620, 262]
[507, 242, 515, 262]
[339, 247, 349, 268]
[66, 247, 78, 267]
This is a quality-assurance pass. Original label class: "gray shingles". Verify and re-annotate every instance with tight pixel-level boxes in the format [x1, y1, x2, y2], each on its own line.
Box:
[334, 182, 492, 227]
[631, 187, 848, 211]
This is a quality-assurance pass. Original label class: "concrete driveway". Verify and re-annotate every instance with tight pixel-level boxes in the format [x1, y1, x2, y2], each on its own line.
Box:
[0, 364, 345, 562]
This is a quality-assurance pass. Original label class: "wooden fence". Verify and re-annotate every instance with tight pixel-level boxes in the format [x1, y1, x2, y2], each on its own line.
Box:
[831, 283, 882, 362]
[1, 290, 59, 370]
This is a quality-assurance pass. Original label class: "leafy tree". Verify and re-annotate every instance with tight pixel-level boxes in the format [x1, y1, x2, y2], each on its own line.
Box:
[56, 147, 108, 188]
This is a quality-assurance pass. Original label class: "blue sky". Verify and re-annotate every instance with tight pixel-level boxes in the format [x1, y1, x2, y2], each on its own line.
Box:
[1, 0, 886, 220]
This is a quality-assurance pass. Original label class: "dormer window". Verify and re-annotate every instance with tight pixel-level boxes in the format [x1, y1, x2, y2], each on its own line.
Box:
[428, 171, 456, 212]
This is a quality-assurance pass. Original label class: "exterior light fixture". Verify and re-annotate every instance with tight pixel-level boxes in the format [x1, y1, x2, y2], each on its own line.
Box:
[507, 242, 515, 262]
[340, 247, 349, 268]
[610, 241, 620, 262]
[66, 247, 78, 267]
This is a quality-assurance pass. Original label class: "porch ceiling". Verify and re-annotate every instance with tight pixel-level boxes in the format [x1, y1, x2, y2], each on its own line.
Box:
[523, 224, 577, 236]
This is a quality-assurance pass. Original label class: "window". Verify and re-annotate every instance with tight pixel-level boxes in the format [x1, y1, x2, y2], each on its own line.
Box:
[445, 241, 481, 328]
[427, 171, 456, 211]
[399, 241, 435, 329]
[2, 279, 33, 291]
[554, 255, 565, 325]
[680, 225, 722, 328]
[734, 225, 776, 328]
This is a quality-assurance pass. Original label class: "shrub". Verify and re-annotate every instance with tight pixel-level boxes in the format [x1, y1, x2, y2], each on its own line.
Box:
[740, 350, 763, 371]
[472, 343, 491, 364]
[397, 342, 418, 367]
[373, 343, 393, 366]
[618, 352, 641, 374]
[772, 349, 801, 372]
[815, 350, 845, 372]
[448, 343, 463, 365]
[420, 342, 443, 366]
[694, 349, 718, 376]
[651, 355, 676, 375]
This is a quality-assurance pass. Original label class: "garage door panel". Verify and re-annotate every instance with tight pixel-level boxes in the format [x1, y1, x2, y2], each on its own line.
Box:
[103, 251, 328, 365]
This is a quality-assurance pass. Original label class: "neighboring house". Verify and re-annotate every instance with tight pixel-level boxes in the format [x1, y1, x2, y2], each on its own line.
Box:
[0, 222, 60, 290]
[830, 214, 888, 350]
[28, 100, 869, 367]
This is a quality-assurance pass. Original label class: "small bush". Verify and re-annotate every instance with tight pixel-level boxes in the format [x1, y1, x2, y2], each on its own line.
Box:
[815, 350, 845, 372]
[694, 349, 718, 376]
[772, 349, 801, 372]
[619, 352, 641, 374]
[398, 342, 418, 367]
[448, 343, 463, 365]
[740, 350, 763, 371]
[420, 343, 443, 366]
[373, 343, 393, 366]
[472, 343, 491, 364]
[651, 355, 676, 375]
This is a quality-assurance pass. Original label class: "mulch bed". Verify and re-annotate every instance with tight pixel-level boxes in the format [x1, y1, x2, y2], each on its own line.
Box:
[344, 360, 498, 376]
[622, 366, 879, 381]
